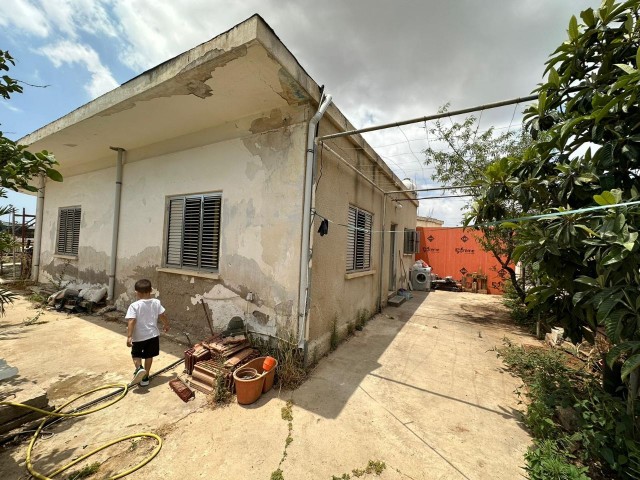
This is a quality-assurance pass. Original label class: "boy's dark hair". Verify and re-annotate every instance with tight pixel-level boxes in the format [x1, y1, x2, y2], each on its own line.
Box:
[134, 279, 152, 294]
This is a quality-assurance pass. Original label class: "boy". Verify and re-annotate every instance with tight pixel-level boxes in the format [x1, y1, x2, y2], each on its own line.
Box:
[126, 279, 169, 386]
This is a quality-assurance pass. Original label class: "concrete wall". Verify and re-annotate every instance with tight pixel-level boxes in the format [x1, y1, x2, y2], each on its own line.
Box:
[306, 119, 418, 361]
[39, 106, 309, 340]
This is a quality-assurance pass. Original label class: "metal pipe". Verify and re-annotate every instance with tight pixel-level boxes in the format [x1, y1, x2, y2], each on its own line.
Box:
[318, 94, 539, 141]
[107, 147, 125, 301]
[297, 94, 333, 349]
[377, 193, 387, 312]
[31, 175, 45, 282]
[11, 207, 16, 280]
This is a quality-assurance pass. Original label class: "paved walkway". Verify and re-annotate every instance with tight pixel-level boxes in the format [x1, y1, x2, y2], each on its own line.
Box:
[0, 291, 533, 479]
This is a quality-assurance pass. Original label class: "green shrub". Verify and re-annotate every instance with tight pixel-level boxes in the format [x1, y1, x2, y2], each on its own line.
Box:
[498, 340, 639, 479]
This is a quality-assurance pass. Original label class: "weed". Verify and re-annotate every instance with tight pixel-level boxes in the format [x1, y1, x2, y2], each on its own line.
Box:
[23, 310, 45, 326]
[330, 317, 339, 351]
[333, 459, 387, 479]
[357, 308, 369, 328]
[250, 331, 308, 390]
[281, 400, 293, 421]
[271, 400, 294, 480]
[347, 322, 355, 336]
[502, 280, 533, 326]
[525, 440, 589, 480]
[27, 292, 46, 305]
[52, 259, 72, 290]
[211, 374, 231, 405]
[270, 469, 284, 480]
[66, 462, 100, 480]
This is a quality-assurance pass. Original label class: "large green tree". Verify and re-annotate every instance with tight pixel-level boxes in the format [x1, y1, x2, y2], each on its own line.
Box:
[424, 110, 532, 301]
[0, 50, 62, 313]
[469, 0, 640, 411]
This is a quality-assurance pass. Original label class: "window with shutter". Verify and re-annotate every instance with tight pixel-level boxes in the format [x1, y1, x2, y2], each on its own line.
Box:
[56, 207, 81, 256]
[346, 205, 373, 272]
[403, 228, 419, 254]
[164, 193, 222, 271]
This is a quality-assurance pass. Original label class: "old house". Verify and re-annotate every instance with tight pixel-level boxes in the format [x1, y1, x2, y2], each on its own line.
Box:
[21, 15, 417, 359]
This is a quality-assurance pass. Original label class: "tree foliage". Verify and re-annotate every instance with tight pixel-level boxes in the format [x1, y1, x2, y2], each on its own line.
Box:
[469, 0, 640, 408]
[424, 109, 533, 301]
[0, 50, 62, 313]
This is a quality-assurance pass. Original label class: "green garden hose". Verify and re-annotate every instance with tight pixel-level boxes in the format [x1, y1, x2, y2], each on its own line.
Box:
[0, 383, 162, 479]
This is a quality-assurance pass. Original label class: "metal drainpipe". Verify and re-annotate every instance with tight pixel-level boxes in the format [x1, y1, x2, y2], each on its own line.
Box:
[107, 147, 125, 301]
[31, 175, 45, 283]
[297, 94, 333, 350]
[377, 193, 387, 312]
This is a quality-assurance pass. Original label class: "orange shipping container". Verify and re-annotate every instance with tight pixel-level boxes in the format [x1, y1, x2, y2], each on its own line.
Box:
[415, 227, 510, 294]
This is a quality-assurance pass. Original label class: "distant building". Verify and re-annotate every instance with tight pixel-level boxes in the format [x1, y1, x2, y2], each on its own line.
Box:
[416, 216, 444, 228]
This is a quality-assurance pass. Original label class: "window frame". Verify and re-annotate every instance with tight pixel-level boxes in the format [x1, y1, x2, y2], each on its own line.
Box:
[403, 228, 420, 254]
[163, 192, 222, 273]
[56, 206, 81, 256]
[346, 205, 373, 273]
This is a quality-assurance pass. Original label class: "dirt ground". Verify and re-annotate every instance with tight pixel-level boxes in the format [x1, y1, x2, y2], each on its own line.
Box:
[0, 290, 535, 479]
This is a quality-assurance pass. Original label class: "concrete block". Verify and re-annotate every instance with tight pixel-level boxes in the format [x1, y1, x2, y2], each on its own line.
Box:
[388, 295, 406, 307]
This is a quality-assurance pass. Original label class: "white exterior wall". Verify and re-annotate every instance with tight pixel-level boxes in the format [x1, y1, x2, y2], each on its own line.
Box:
[39, 114, 308, 339]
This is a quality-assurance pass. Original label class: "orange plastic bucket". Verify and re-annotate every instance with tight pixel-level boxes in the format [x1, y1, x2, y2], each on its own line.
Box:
[263, 356, 277, 372]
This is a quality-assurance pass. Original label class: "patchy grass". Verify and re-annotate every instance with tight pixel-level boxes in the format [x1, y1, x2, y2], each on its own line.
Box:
[271, 400, 295, 480]
[330, 317, 339, 351]
[66, 462, 100, 480]
[332, 459, 387, 479]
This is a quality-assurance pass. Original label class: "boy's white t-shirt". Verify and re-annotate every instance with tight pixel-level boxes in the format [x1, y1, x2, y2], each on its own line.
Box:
[126, 298, 165, 342]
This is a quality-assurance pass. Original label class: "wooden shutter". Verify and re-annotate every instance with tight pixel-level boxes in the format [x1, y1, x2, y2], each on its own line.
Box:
[70, 208, 80, 255]
[200, 195, 221, 269]
[166, 198, 184, 266]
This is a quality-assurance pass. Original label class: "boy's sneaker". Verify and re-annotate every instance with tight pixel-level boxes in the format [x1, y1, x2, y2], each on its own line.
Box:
[132, 366, 146, 385]
[140, 375, 150, 387]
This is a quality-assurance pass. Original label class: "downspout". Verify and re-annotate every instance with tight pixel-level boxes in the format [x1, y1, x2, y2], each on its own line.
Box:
[31, 175, 45, 282]
[297, 94, 333, 350]
[107, 147, 125, 302]
[377, 193, 387, 312]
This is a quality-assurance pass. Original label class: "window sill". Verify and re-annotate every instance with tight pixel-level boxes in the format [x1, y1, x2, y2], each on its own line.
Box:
[345, 270, 376, 280]
[157, 267, 220, 280]
[53, 254, 78, 261]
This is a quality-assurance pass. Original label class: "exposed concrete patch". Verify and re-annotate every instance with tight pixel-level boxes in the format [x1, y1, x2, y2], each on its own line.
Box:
[99, 46, 249, 116]
[249, 108, 290, 134]
[252, 310, 269, 325]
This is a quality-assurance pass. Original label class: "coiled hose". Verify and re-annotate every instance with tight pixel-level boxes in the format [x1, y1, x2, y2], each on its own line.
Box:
[1, 383, 162, 479]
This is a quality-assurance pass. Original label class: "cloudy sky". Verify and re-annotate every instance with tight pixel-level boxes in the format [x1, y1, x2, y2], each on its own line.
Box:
[1, 0, 594, 224]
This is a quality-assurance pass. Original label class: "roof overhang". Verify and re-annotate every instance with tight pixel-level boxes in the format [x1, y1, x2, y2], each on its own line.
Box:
[20, 14, 415, 201]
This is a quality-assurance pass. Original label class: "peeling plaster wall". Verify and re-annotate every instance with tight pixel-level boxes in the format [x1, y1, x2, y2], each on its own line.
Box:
[40, 168, 115, 290]
[306, 118, 418, 360]
[38, 107, 308, 339]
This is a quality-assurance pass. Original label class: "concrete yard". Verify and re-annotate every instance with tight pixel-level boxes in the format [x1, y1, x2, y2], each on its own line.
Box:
[0, 290, 534, 479]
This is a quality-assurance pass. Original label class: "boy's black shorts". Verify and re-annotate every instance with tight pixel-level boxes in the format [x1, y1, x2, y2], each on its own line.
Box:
[131, 336, 160, 359]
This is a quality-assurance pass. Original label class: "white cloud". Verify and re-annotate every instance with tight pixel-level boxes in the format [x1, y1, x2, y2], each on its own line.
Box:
[0, 0, 51, 38]
[40, 41, 119, 98]
[0, 102, 22, 113]
[112, 0, 264, 71]
[38, 0, 117, 39]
